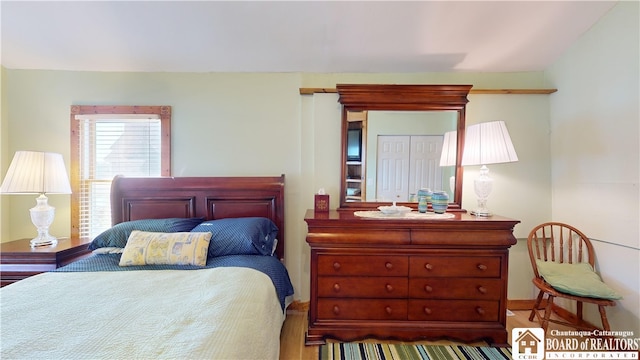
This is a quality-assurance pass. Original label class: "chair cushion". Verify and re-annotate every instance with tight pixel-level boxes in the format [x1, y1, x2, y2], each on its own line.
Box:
[536, 260, 622, 300]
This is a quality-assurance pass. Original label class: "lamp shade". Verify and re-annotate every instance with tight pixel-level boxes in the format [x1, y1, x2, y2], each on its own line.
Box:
[461, 121, 518, 166]
[0, 151, 72, 194]
[439, 131, 457, 167]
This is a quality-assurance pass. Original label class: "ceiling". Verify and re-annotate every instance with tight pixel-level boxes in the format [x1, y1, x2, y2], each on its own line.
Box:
[1, 1, 617, 73]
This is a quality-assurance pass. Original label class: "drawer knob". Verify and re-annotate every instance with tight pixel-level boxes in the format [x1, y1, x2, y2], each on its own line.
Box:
[476, 307, 485, 315]
[477, 285, 487, 294]
[385, 262, 393, 270]
[385, 306, 392, 315]
[424, 285, 433, 292]
[424, 263, 434, 271]
[333, 262, 341, 270]
[333, 305, 340, 315]
[333, 283, 341, 292]
[477, 264, 488, 271]
[423, 307, 432, 315]
[385, 284, 394, 292]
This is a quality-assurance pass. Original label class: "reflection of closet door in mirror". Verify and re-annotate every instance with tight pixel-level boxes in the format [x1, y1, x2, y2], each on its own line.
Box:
[409, 135, 444, 194]
[376, 136, 410, 202]
[376, 135, 443, 202]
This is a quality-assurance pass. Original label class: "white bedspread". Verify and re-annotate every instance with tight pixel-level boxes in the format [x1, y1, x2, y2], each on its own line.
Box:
[0, 267, 285, 360]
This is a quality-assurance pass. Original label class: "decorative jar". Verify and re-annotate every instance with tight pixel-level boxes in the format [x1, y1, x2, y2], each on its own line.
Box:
[417, 188, 432, 213]
[431, 191, 449, 214]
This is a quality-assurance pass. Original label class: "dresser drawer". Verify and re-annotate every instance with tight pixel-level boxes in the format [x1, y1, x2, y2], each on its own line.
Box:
[408, 278, 503, 300]
[318, 299, 407, 320]
[409, 256, 501, 277]
[318, 276, 408, 298]
[408, 300, 500, 322]
[318, 255, 408, 276]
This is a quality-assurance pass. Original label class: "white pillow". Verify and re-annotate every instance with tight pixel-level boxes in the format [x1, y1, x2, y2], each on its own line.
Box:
[92, 247, 124, 254]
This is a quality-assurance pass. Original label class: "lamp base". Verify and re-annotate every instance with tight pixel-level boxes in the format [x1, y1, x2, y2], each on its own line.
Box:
[470, 209, 493, 217]
[472, 165, 494, 217]
[29, 194, 57, 248]
[30, 235, 58, 248]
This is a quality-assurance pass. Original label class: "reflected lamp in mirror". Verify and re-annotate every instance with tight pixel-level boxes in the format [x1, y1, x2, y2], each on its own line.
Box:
[0, 151, 72, 247]
[461, 121, 518, 217]
[439, 131, 457, 194]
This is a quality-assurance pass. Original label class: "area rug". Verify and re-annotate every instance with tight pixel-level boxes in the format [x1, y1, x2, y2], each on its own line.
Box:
[318, 343, 512, 360]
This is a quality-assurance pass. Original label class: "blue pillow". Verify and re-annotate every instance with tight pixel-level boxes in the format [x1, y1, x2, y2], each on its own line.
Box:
[190, 217, 278, 257]
[89, 218, 204, 250]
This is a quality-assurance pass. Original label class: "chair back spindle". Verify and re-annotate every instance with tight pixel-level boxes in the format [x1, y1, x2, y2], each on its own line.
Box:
[528, 222, 595, 278]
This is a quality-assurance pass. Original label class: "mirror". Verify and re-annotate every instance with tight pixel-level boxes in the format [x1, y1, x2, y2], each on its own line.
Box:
[364, 110, 458, 201]
[337, 84, 472, 211]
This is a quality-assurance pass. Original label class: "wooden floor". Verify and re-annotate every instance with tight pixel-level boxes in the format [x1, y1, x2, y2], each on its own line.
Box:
[278, 309, 568, 360]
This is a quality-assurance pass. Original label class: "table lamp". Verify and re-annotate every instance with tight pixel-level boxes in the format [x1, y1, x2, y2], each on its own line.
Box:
[461, 121, 518, 217]
[0, 151, 72, 247]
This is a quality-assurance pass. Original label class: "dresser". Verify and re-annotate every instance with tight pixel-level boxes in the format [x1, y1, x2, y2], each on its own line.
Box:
[304, 210, 519, 346]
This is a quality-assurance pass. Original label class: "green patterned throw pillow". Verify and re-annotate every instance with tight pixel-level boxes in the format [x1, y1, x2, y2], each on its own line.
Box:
[119, 231, 212, 266]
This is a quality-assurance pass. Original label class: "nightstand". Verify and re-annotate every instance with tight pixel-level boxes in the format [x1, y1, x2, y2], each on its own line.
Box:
[0, 237, 92, 287]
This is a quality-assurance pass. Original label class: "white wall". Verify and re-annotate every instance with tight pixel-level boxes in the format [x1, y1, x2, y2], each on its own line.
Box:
[546, 1, 639, 333]
[465, 93, 552, 300]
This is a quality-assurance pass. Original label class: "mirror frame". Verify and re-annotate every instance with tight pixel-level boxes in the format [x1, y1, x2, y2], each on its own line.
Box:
[336, 84, 472, 212]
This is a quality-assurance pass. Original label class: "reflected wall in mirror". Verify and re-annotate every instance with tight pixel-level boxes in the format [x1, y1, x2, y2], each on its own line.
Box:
[337, 84, 472, 211]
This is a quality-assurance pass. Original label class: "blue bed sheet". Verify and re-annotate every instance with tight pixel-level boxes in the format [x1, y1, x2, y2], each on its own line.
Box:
[54, 254, 294, 310]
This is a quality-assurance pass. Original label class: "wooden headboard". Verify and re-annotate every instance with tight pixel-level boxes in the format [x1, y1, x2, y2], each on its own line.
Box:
[110, 175, 285, 260]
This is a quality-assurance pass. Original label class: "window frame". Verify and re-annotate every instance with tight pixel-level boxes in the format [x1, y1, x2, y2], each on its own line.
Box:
[69, 105, 171, 238]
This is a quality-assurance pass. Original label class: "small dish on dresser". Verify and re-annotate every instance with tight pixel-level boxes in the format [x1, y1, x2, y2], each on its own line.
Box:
[377, 205, 412, 216]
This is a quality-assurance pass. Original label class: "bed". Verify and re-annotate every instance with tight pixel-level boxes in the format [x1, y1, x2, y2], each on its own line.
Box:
[0, 175, 294, 360]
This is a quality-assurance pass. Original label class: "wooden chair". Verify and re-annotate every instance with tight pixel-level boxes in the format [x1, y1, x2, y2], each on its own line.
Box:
[527, 222, 617, 331]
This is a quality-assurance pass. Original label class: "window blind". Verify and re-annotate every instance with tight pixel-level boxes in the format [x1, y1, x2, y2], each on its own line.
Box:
[76, 116, 162, 239]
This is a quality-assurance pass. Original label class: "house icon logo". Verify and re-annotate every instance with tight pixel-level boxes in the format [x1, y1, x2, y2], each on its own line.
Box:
[512, 327, 545, 359]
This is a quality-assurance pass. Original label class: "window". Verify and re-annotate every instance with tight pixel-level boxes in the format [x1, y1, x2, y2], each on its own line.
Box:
[70, 106, 171, 239]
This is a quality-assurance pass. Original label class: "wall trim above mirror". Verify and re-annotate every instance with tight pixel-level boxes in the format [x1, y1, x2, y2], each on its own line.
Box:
[337, 84, 472, 212]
